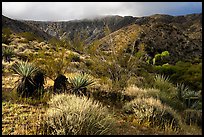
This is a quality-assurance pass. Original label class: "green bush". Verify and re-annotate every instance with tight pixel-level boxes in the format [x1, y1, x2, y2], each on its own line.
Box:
[154, 61, 202, 91]
[41, 94, 117, 135]
[123, 97, 183, 131]
[152, 51, 170, 66]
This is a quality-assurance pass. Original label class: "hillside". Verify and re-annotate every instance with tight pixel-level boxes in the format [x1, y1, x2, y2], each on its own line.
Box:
[2, 13, 202, 64]
[2, 13, 202, 135]
[2, 15, 53, 41]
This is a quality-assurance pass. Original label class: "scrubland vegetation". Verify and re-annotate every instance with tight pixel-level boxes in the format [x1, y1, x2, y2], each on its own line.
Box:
[2, 27, 202, 135]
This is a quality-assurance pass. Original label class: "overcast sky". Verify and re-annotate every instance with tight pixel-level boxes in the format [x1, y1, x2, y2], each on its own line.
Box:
[2, 2, 202, 21]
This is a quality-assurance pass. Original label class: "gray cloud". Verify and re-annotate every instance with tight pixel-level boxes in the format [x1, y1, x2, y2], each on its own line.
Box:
[2, 2, 202, 21]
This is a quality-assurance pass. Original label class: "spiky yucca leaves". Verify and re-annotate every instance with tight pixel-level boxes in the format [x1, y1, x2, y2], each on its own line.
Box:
[41, 94, 116, 135]
[154, 74, 173, 91]
[153, 74, 185, 110]
[176, 83, 202, 109]
[68, 73, 95, 96]
[12, 61, 39, 97]
[176, 83, 189, 101]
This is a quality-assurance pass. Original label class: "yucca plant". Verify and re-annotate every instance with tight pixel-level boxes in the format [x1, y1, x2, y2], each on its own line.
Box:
[68, 73, 95, 96]
[176, 83, 189, 101]
[153, 74, 185, 110]
[12, 61, 39, 97]
[176, 83, 201, 108]
[153, 74, 176, 93]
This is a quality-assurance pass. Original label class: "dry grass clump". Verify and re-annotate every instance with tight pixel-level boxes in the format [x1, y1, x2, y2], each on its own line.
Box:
[123, 97, 183, 131]
[124, 85, 159, 98]
[41, 93, 117, 135]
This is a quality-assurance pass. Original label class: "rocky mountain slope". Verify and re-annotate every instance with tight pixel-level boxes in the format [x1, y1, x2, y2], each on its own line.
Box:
[2, 13, 202, 63]
[22, 15, 136, 43]
[2, 15, 53, 40]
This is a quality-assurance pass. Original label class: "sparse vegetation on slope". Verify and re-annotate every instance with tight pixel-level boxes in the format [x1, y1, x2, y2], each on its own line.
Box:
[2, 13, 202, 135]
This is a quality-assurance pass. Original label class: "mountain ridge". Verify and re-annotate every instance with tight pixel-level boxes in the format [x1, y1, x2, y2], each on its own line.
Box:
[2, 13, 202, 64]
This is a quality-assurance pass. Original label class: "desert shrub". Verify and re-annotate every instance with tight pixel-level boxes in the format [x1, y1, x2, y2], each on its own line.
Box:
[84, 59, 94, 67]
[41, 94, 116, 135]
[18, 32, 43, 42]
[177, 62, 202, 91]
[2, 27, 12, 44]
[124, 85, 159, 99]
[126, 76, 144, 87]
[123, 97, 183, 131]
[33, 46, 70, 80]
[154, 63, 176, 76]
[2, 47, 15, 62]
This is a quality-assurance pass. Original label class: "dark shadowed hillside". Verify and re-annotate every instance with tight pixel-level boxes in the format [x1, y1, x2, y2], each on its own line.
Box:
[2, 15, 53, 41]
